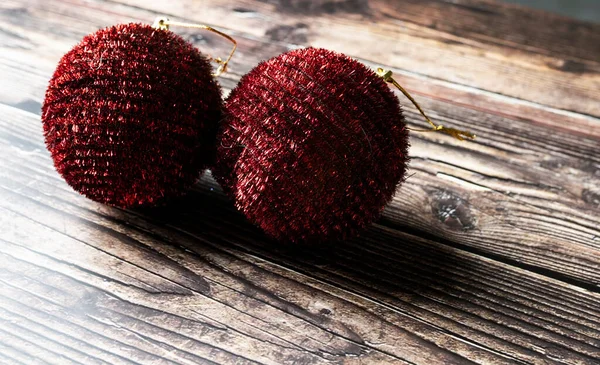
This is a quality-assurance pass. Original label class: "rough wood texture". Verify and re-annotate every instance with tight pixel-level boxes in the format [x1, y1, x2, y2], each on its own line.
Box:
[1, 0, 599, 364]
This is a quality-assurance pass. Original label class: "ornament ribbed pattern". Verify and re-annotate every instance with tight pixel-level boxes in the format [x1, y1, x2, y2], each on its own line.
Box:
[42, 23, 222, 208]
[214, 48, 409, 243]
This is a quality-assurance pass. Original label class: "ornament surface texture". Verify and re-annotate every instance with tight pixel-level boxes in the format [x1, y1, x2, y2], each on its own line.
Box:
[215, 47, 409, 243]
[42, 23, 222, 208]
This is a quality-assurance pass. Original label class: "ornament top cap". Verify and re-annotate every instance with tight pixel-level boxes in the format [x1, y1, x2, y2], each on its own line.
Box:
[152, 17, 170, 31]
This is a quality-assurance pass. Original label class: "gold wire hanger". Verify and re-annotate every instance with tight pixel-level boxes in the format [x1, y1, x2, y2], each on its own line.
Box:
[152, 17, 237, 77]
[376, 68, 476, 141]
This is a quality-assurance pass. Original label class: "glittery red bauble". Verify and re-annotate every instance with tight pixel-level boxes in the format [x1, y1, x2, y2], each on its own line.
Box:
[42, 23, 222, 208]
[214, 48, 409, 243]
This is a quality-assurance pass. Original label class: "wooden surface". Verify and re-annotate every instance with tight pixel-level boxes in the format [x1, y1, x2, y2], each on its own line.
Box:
[1, 0, 600, 364]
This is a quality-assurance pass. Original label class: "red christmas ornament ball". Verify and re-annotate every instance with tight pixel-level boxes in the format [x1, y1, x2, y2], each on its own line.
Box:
[214, 48, 410, 243]
[42, 23, 222, 208]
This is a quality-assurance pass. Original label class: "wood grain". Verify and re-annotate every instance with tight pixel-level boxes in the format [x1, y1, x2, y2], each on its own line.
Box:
[2, 0, 599, 285]
[1, 0, 600, 364]
[110, 0, 600, 117]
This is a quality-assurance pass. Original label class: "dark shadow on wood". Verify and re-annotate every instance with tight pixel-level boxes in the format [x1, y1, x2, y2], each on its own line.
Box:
[129, 172, 472, 305]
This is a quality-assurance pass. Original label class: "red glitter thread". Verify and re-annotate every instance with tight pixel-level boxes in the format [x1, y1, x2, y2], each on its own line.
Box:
[42, 23, 222, 208]
[214, 48, 410, 243]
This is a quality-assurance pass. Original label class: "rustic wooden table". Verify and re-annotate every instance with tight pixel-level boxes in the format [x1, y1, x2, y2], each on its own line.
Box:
[1, 0, 600, 364]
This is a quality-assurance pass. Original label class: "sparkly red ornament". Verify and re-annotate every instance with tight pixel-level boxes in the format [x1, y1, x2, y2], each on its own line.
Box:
[42, 23, 222, 208]
[214, 48, 410, 243]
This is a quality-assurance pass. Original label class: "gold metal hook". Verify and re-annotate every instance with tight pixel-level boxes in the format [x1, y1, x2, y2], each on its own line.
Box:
[152, 17, 237, 77]
[377, 68, 476, 141]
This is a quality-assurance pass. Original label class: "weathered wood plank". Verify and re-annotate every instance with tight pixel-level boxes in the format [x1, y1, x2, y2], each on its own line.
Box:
[1, 0, 600, 364]
[0, 0, 598, 287]
[1, 104, 600, 364]
[107, 0, 600, 117]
